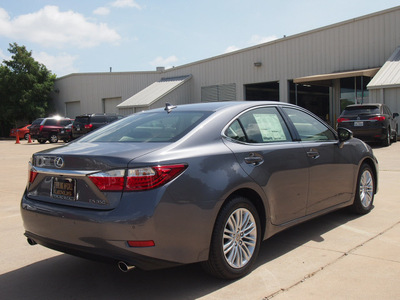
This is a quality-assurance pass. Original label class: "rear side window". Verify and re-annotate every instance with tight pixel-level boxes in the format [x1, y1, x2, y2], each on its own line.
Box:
[226, 107, 292, 143]
[32, 118, 44, 125]
[60, 120, 72, 126]
[78, 111, 211, 143]
[91, 116, 107, 123]
[45, 119, 58, 126]
[74, 117, 90, 125]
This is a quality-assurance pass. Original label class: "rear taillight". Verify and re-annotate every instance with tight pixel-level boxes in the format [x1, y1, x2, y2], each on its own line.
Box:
[337, 117, 349, 123]
[125, 165, 187, 191]
[88, 164, 187, 192]
[27, 161, 38, 186]
[369, 116, 386, 121]
[39, 125, 44, 131]
[88, 169, 125, 191]
[84, 124, 93, 129]
[29, 170, 38, 183]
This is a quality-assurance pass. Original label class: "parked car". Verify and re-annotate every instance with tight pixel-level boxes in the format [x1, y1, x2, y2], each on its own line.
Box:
[72, 113, 124, 139]
[58, 123, 73, 143]
[21, 102, 378, 279]
[9, 124, 31, 140]
[29, 117, 74, 144]
[337, 103, 399, 146]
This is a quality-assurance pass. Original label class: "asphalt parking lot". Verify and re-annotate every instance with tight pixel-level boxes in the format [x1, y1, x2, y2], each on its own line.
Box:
[0, 139, 399, 299]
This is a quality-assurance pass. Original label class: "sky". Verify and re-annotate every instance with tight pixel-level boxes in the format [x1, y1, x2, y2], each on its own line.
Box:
[0, 0, 399, 77]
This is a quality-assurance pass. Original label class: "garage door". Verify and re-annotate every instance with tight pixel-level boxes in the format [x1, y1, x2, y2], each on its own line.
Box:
[65, 101, 81, 118]
[103, 97, 122, 114]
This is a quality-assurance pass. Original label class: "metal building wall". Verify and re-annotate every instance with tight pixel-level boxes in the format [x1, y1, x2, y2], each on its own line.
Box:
[54, 72, 160, 116]
[52, 6, 400, 113]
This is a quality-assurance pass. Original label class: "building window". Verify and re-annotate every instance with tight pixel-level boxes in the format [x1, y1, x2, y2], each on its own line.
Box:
[340, 76, 371, 112]
[245, 81, 279, 101]
[201, 83, 236, 102]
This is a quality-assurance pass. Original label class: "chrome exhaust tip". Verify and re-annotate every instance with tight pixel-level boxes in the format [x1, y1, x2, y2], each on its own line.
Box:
[118, 261, 136, 272]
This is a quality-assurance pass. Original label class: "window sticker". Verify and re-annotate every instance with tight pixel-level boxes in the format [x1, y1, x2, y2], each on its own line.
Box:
[254, 114, 287, 142]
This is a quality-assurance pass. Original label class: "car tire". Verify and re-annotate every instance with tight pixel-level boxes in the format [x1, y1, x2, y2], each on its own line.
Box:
[391, 127, 398, 143]
[38, 139, 46, 144]
[24, 133, 29, 140]
[202, 196, 261, 279]
[351, 163, 375, 215]
[49, 134, 58, 143]
[382, 128, 391, 147]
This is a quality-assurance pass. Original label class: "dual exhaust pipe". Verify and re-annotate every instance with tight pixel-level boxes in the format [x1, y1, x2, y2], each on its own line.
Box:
[27, 238, 135, 273]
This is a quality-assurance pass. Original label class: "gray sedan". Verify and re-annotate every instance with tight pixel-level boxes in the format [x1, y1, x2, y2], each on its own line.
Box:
[21, 101, 378, 279]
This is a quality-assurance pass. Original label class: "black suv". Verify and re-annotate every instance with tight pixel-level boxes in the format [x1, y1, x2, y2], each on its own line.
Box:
[72, 113, 123, 139]
[29, 117, 74, 144]
[337, 103, 399, 146]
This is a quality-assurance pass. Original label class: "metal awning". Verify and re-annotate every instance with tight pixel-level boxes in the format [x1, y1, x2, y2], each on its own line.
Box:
[294, 68, 380, 84]
[367, 46, 400, 89]
[117, 75, 192, 108]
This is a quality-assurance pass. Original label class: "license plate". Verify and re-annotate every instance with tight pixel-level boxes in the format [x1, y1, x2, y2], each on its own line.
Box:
[60, 130, 65, 134]
[52, 177, 76, 201]
[354, 121, 364, 127]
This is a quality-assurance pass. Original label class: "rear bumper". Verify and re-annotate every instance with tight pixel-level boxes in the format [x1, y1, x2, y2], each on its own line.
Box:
[20, 188, 213, 269]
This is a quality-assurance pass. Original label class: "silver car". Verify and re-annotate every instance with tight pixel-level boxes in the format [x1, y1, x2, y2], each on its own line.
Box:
[21, 101, 378, 279]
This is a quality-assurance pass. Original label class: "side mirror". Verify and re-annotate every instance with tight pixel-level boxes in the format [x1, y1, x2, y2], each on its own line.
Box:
[393, 112, 399, 118]
[338, 127, 353, 144]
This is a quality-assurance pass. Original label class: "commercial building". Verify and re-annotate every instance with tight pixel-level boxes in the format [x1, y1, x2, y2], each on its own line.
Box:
[53, 6, 400, 130]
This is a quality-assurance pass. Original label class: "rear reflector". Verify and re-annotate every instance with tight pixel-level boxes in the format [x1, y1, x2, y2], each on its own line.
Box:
[127, 240, 155, 247]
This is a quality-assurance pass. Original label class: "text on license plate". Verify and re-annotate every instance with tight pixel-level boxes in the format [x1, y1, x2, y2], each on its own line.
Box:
[354, 121, 364, 126]
[52, 177, 76, 201]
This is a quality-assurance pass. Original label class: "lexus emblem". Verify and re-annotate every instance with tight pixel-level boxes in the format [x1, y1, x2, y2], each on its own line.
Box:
[54, 157, 64, 168]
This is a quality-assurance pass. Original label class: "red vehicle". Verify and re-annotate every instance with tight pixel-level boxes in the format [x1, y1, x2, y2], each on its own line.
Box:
[9, 124, 31, 140]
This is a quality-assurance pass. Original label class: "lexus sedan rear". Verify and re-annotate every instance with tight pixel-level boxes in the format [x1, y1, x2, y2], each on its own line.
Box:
[21, 101, 378, 279]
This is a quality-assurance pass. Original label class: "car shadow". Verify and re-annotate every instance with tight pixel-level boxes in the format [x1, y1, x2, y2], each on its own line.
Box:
[0, 209, 361, 299]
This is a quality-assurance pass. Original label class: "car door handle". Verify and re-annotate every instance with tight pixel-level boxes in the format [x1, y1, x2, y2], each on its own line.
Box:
[307, 149, 320, 159]
[244, 153, 264, 165]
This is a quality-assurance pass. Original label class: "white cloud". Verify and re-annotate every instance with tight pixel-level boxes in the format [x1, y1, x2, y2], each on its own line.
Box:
[33, 51, 79, 76]
[0, 6, 121, 49]
[224, 45, 240, 53]
[224, 34, 278, 53]
[248, 34, 278, 45]
[150, 55, 178, 68]
[111, 0, 142, 9]
[93, 7, 111, 16]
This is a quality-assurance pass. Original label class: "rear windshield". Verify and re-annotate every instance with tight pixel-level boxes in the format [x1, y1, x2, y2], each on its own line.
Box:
[78, 111, 211, 143]
[342, 106, 380, 116]
[74, 117, 90, 125]
[32, 118, 44, 125]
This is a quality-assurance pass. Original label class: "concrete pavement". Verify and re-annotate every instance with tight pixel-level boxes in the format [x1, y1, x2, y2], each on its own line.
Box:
[0, 139, 399, 299]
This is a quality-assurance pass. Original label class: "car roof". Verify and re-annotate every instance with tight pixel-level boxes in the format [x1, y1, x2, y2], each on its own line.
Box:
[141, 101, 292, 114]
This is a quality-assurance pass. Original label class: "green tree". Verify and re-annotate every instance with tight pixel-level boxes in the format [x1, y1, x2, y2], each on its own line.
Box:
[0, 43, 56, 136]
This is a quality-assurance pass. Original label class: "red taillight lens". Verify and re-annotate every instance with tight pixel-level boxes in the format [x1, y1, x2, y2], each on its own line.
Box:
[29, 170, 38, 183]
[127, 240, 155, 247]
[337, 117, 349, 123]
[88, 169, 125, 191]
[369, 116, 386, 121]
[84, 124, 93, 129]
[39, 125, 44, 131]
[125, 164, 187, 191]
[88, 165, 187, 192]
